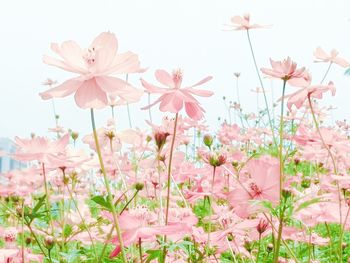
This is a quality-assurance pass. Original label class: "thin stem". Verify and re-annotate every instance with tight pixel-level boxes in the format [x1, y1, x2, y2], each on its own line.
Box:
[42, 163, 54, 234]
[21, 200, 25, 262]
[147, 92, 153, 123]
[279, 80, 287, 199]
[66, 184, 97, 259]
[207, 166, 216, 260]
[273, 80, 287, 263]
[320, 62, 332, 84]
[163, 113, 179, 259]
[256, 233, 262, 263]
[90, 108, 127, 263]
[138, 238, 143, 263]
[25, 219, 49, 260]
[246, 29, 277, 146]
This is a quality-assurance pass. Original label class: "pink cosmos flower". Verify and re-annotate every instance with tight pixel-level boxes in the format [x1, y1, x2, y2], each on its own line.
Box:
[141, 69, 213, 120]
[314, 47, 350, 67]
[14, 134, 69, 163]
[281, 73, 336, 110]
[224, 14, 270, 31]
[228, 156, 280, 218]
[40, 32, 144, 109]
[261, 57, 309, 86]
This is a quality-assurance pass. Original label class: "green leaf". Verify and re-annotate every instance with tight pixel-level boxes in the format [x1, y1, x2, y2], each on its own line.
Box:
[145, 249, 164, 263]
[295, 197, 324, 212]
[91, 195, 111, 211]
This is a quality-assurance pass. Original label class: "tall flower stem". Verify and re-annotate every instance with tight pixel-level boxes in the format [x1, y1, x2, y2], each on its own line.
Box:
[163, 113, 179, 259]
[273, 79, 287, 263]
[90, 108, 127, 263]
[207, 166, 216, 258]
[320, 62, 332, 84]
[307, 96, 344, 261]
[278, 80, 287, 199]
[147, 92, 153, 123]
[246, 30, 277, 146]
[42, 163, 54, 234]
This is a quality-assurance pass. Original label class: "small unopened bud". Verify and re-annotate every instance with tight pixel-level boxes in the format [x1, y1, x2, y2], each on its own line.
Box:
[105, 131, 115, 141]
[154, 131, 170, 151]
[71, 131, 79, 141]
[267, 243, 274, 252]
[135, 182, 144, 191]
[301, 178, 311, 188]
[294, 158, 300, 166]
[146, 135, 152, 142]
[44, 236, 55, 250]
[257, 219, 269, 235]
[231, 161, 239, 168]
[203, 134, 213, 148]
[25, 237, 32, 245]
[234, 72, 241, 78]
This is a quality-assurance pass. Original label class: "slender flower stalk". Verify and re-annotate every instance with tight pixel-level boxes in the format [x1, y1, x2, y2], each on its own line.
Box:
[273, 79, 287, 263]
[163, 113, 179, 259]
[320, 62, 332, 84]
[90, 108, 127, 263]
[42, 163, 54, 234]
[246, 30, 277, 146]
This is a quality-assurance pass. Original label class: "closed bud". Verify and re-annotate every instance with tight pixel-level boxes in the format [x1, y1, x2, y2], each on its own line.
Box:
[71, 131, 79, 141]
[135, 182, 144, 191]
[44, 236, 55, 250]
[25, 237, 32, 245]
[154, 131, 170, 151]
[203, 134, 213, 148]
[256, 218, 269, 235]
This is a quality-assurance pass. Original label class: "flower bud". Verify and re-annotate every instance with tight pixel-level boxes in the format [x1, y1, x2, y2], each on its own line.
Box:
[44, 236, 55, 250]
[135, 182, 144, 191]
[154, 131, 170, 151]
[203, 134, 213, 148]
[71, 131, 79, 141]
[256, 218, 269, 235]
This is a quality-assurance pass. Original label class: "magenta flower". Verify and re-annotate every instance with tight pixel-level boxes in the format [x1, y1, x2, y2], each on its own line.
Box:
[40, 32, 144, 109]
[141, 69, 213, 120]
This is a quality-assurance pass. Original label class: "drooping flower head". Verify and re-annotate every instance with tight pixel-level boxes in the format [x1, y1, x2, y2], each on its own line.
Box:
[141, 69, 213, 120]
[40, 32, 144, 109]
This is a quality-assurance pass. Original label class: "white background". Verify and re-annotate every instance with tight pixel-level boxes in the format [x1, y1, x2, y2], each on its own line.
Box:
[0, 0, 349, 138]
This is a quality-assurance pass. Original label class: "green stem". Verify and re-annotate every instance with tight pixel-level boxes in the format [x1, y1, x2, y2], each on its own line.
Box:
[273, 80, 287, 263]
[66, 184, 97, 259]
[246, 29, 277, 146]
[138, 238, 143, 263]
[163, 112, 179, 259]
[42, 163, 54, 234]
[320, 62, 332, 84]
[256, 233, 262, 263]
[90, 108, 127, 263]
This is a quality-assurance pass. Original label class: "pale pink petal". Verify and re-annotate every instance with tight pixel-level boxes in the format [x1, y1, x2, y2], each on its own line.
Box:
[39, 78, 82, 100]
[155, 69, 175, 88]
[74, 79, 108, 109]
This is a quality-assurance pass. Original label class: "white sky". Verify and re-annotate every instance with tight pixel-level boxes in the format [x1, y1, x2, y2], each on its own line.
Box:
[1, 0, 349, 138]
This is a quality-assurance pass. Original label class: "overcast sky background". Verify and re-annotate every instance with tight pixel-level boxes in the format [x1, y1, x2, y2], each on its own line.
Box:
[1, 0, 349, 139]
